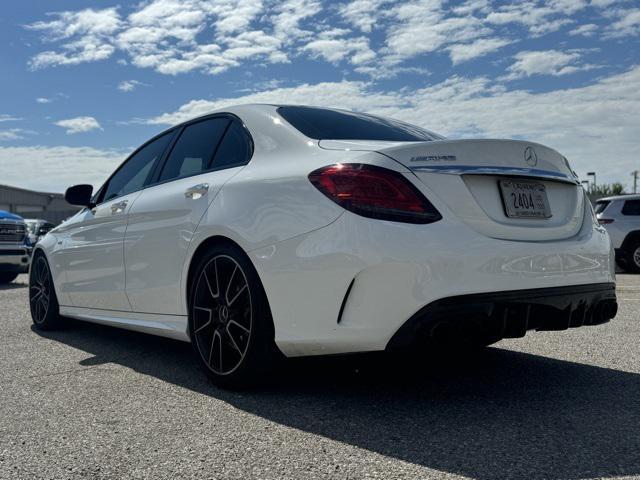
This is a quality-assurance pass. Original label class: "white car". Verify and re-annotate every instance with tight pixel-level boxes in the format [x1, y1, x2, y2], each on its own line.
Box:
[595, 194, 640, 272]
[30, 105, 618, 387]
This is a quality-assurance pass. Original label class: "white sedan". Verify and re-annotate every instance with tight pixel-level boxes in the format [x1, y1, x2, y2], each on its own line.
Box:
[30, 104, 618, 387]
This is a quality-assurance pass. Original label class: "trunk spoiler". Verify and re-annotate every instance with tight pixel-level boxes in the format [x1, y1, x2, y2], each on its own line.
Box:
[409, 165, 580, 185]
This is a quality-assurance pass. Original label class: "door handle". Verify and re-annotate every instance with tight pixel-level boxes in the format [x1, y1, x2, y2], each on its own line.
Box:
[185, 183, 209, 199]
[110, 200, 128, 215]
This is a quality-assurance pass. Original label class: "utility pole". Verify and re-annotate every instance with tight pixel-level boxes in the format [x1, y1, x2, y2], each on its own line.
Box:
[587, 172, 597, 193]
[632, 170, 638, 194]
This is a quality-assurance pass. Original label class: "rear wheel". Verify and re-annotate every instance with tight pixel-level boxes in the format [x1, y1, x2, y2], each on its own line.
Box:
[625, 241, 640, 273]
[29, 252, 64, 330]
[188, 244, 277, 388]
[0, 272, 18, 284]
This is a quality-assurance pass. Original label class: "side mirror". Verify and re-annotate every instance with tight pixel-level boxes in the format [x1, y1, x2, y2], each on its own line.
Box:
[65, 184, 94, 208]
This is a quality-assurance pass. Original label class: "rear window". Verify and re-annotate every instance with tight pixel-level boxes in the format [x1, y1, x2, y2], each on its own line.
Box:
[622, 199, 640, 215]
[277, 106, 443, 142]
[594, 201, 610, 214]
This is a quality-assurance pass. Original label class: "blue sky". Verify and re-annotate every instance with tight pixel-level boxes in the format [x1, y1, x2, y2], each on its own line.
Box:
[0, 0, 639, 192]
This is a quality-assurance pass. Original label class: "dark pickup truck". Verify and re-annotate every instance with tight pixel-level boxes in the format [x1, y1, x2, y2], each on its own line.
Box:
[0, 210, 32, 283]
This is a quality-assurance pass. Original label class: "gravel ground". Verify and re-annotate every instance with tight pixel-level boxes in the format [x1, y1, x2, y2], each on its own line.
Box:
[1, 274, 639, 480]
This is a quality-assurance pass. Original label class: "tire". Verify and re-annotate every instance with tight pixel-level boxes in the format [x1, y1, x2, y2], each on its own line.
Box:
[188, 243, 277, 389]
[0, 272, 18, 284]
[29, 251, 64, 330]
[625, 241, 640, 273]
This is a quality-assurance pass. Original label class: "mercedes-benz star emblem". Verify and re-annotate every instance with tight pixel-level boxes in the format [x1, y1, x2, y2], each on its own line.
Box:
[524, 146, 538, 167]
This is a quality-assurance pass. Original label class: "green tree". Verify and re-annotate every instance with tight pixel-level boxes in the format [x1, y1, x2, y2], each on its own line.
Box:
[591, 183, 625, 196]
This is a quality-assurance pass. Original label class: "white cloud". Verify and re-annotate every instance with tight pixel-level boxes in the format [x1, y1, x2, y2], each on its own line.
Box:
[0, 146, 124, 192]
[0, 129, 28, 141]
[54, 116, 102, 134]
[569, 23, 598, 36]
[0, 115, 22, 122]
[382, 0, 491, 65]
[486, 1, 584, 36]
[503, 50, 596, 80]
[24, 0, 632, 76]
[448, 37, 511, 64]
[27, 7, 121, 69]
[143, 66, 640, 186]
[36, 97, 52, 104]
[117, 79, 148, 92]
[452, 0, 490, 16]
[302, 29, 375, 65]
[338, 0, 387, 32]
[605, 8, 640, 38]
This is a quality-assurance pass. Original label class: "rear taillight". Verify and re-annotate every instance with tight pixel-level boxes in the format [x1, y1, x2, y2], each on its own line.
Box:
[598, 218, 614, 225]
[308, 163, 441, 224]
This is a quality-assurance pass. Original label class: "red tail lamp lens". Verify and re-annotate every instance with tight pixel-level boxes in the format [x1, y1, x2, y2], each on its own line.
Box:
[308, 164, 441, 224]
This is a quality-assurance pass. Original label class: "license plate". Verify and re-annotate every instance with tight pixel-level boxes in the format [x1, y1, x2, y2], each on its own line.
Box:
[499, 179, 552, 219]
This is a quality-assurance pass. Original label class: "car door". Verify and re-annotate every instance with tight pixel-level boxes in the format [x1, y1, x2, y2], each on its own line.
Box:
[124, 115, 253, 315]
[59, 131, 174, 310]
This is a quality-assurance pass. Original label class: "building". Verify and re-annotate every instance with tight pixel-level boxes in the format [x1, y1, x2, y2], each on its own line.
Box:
[0, 184, 80, 224]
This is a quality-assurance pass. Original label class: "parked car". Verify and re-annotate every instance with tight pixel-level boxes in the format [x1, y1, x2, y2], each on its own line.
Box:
[29, 105, 617, 387]
[24, 219, 56, 245]
[595, 194, 640, 273]
[0, 210, 32, 283]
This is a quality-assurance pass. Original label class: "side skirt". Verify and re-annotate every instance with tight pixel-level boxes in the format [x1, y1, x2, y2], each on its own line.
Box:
[59, 305, 190, 342]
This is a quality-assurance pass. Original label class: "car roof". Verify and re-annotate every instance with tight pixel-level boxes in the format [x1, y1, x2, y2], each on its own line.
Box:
[597, 194, 640, 202]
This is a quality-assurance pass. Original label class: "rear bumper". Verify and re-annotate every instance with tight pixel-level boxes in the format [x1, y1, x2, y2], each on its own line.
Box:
[251, 201, 615, 357]
[0, 247, 31, 273]
[387, 283, 617, 350]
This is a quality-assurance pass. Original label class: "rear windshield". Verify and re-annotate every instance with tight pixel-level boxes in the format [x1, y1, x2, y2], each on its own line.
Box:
[277, 106, 443, 142]
[594, 201, 610, 214]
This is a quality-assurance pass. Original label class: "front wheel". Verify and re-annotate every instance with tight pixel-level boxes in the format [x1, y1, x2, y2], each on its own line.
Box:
[29, 252, 64, 330]
[188, 244, 277, 388]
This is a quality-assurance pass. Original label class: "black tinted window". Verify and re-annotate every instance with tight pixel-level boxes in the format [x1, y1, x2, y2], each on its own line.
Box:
[594, 201, 610, 214]
[212, 121, 251, 169]
[622, 199, 640, 215]
[278, 106, 443, 142]
[159, 118, 229, 182]
[103, 132, 172, 202]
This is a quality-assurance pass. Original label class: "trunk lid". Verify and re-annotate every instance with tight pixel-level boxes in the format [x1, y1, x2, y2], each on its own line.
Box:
[321, 139, 585, 241]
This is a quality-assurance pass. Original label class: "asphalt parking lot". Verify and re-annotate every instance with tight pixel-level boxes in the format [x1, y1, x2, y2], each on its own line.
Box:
[1, 274, 639, 480]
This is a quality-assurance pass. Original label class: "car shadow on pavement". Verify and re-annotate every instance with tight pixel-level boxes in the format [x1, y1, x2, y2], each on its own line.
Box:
[0, 281, 27, 291]
[35, 320, 640, 480]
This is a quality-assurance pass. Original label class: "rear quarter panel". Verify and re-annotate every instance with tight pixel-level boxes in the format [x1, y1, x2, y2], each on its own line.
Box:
[179, 106, 406, 316]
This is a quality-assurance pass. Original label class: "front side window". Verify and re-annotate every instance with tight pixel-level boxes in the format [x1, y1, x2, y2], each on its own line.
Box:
[158, 117, 229, 182]
[102, 132, 173, 202]
[277, 106, 444, 142]
[622, 199, 640, 215]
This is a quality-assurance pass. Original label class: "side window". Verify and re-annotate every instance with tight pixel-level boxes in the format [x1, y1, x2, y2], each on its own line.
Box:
[594, 201, 610, 214]
[211, 120, 252, 169]
[158, 118, 229, 182]
[102, 132, 173, 202]
[622, 199, 640, 215]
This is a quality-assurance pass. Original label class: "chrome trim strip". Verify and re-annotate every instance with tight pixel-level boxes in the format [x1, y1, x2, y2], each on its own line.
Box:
[410, 165, 579, 184]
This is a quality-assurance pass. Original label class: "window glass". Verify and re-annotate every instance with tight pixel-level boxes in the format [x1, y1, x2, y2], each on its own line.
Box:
[158, 118, 229, 182]
[211, 121, 251, 169]
[594, 201, 610, 214]
[102, 132, 173, 202]
[277, 106, 444, 142]
[622, 199, 640, 215]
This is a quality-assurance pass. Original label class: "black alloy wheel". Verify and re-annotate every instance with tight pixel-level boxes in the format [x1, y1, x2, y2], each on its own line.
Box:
[189, 244, 276, 388]
[29, 252, 62, 329]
